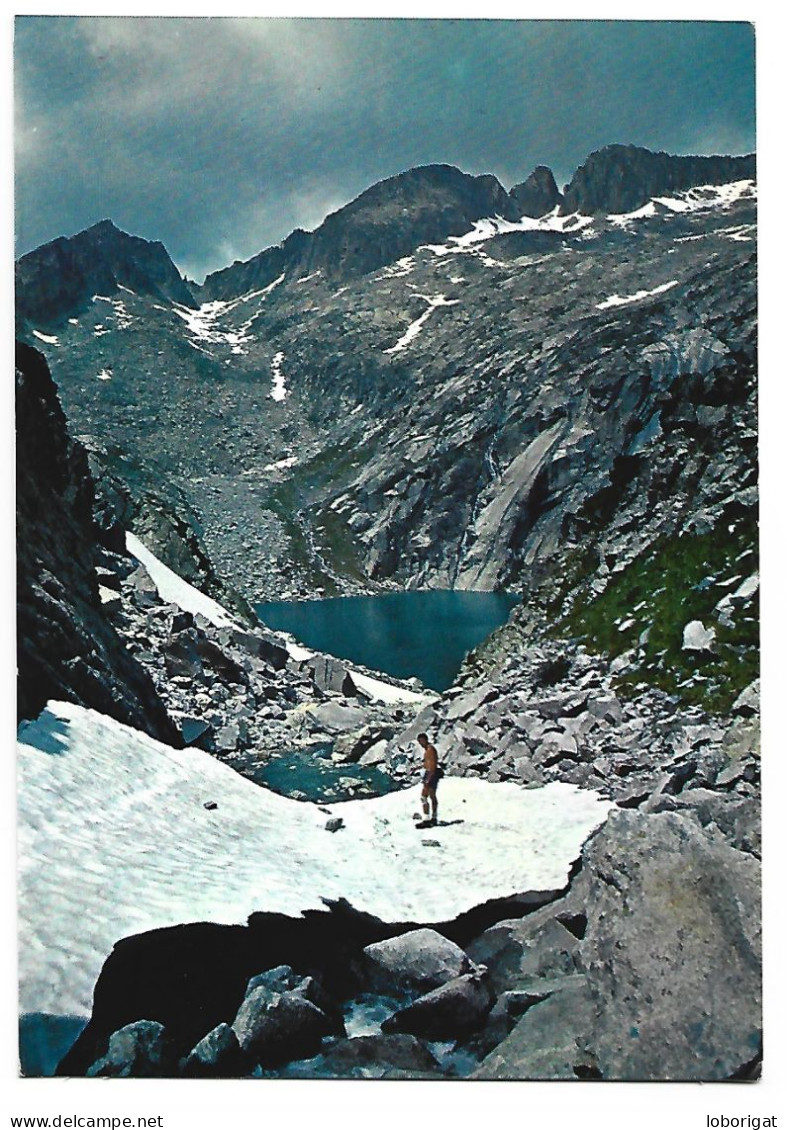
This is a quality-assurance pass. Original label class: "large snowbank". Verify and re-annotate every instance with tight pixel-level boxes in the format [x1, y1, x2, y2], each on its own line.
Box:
[18, 701, 613, 1020]
[126, 532, 240, 629]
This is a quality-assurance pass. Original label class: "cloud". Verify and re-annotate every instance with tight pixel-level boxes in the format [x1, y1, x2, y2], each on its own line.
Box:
[14, 17, 756, 280]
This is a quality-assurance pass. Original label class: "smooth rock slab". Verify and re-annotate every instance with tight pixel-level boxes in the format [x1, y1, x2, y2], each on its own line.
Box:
[363, 928, 473, 990]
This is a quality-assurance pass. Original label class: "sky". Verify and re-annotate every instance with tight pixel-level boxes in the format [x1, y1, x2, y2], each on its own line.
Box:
[14, 17, 755, 282]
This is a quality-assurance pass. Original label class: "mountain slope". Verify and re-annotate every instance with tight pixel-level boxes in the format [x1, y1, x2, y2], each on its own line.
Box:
[14, 150, 757, 649]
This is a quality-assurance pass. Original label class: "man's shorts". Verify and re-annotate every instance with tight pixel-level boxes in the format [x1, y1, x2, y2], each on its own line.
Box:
[422, 770, 440, 790]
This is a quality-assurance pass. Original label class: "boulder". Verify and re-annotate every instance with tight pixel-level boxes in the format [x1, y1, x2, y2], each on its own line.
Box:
[226, 629, 289, 670]
[358, 739, 389, 766]
[231, 984, 336, 1067]
[682, 620, 716, 652]
[244, 967, 344, 1034]
[579, 809, 761, 1080]
[86, 1020, 170, 1078]
[214, 719, 249, 752]
[646, 789, 760, 857]
[307, 655, 358, 697]
[473, 976, 597, 1079]
[363, 928, 473, 990]
[307, 702, 369, 733]
[381, 971, 495, 1041]
[732, 679, 759, 717]
[332, 725, 391, 763]
[443, 682, 499, 721]
[466, 909, 583, 995]
[179, 1023, 245, 1077]
[316, 1033, 440, 1078]
[180, 716, 212, 746]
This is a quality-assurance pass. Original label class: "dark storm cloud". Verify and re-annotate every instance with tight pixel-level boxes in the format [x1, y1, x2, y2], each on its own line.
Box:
[14, 17, 755, 281]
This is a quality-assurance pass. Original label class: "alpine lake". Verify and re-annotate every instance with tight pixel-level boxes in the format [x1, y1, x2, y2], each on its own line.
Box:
[251, 591, 519, 802]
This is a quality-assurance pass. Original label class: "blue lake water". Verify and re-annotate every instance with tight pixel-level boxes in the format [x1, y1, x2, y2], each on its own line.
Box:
[234, 744, 398, 803]
[256, 590, 519, 692]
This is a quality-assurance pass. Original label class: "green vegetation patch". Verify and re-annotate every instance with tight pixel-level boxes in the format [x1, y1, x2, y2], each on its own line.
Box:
[558, 511, 759, 713]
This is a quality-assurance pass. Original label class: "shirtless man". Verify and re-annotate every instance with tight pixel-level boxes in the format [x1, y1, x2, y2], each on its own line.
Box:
[417, 732, 440, 825]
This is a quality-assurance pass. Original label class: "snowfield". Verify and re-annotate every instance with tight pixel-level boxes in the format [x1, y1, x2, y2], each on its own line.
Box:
[126, 532, 240, 629]
[18, 701, 613, 1021]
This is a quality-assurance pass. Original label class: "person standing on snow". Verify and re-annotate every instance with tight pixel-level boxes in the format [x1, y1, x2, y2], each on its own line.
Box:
[416, 732, 441, 825]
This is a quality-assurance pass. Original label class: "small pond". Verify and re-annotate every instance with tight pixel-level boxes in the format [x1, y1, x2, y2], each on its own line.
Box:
[256, 590, 519, 692]
[232, 744, 399, 804]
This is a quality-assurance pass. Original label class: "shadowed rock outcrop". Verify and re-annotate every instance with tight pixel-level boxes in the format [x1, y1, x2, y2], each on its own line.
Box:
[15, 342, 177, 743]
[15, 219, 196, 329]
[561, 144, 755, 215]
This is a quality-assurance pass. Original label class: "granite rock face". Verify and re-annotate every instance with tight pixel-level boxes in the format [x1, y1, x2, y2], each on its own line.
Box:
[15, 150, 756, 607]
[561, 145, 755, 215]
[473, 809, 761, 1081]
[15, 342, 177, 743]
[16, 219, 196, 329]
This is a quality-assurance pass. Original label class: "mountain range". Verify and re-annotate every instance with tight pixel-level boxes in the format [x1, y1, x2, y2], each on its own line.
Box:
[15, 142, 761, 1081]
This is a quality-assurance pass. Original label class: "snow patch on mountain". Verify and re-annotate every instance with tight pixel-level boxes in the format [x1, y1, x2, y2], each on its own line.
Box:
[608, 180, 757, 229]
[384, 294, 459, 354]
[271, 352, 288, 400]
[596, 280, 679, 310]
[264, 455, 299, 471]
[32, 330, 59, 345]
[18, 700, 613, 1018]
[126, 532, 239, 629]
[423, 210, 594, 261]
[172, 301, 251, 355]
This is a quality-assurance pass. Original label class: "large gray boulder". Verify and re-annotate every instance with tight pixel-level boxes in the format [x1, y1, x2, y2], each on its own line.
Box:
[363, 928, 473, 990]
[307, 701, 369, 733]
[232, 968, 343, 1067]
[466, 914, 582, 995]
[579, 809, 761, 1080]
[86, 1020, 170, 1078]
[475, 808, 761, 1080]
[307, 655, 359, 697]
[381, 971, 495, 1041]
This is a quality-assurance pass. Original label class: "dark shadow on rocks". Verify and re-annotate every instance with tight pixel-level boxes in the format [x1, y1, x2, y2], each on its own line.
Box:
[56, 883, 577, 1077]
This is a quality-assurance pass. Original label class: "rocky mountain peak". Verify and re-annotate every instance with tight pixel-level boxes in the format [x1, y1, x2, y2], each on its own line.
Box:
[509, 165, 562, 218]
[560, 143, 756, 215]
[16, 219, 197, 329]
[201, 163, 519, 300]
